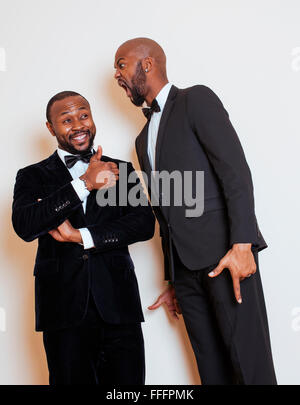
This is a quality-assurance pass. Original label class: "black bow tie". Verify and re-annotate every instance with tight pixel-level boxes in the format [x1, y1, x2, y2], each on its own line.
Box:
[64, 150, 95, 169]
[142, 98, 161, 120]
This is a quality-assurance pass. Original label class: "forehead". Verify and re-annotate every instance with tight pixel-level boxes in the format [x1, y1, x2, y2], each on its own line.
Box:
[51, 96, 90, 118]
[115, 45, 139, 64]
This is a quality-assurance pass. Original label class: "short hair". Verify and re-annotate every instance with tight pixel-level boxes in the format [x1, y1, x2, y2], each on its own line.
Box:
[46, 90, 89, 123]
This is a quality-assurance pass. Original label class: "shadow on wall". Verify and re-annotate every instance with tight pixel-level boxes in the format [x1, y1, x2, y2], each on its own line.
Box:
[2, 132, 54, 384]
[105, 76, 201, 385]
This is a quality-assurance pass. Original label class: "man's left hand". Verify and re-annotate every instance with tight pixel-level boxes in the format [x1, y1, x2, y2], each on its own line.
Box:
[48, 219, 82, 243]
[208, 243, 256, 304]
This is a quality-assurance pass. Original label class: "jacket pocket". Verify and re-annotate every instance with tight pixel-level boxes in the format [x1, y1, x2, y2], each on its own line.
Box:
[185, 195, 226, 218]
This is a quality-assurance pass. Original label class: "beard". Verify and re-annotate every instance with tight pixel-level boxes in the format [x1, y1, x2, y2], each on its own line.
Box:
[129, 61, 147, 106]
[57, 129, 95, 155]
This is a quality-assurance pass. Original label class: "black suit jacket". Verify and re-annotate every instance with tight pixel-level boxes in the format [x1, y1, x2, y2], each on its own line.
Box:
[136, 85, 267, 281]
[12, 150, 155, 331]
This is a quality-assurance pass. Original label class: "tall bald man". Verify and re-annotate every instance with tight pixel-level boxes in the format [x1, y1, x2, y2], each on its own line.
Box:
[12, 91, 155, 384]
[114, 38, 277, 385]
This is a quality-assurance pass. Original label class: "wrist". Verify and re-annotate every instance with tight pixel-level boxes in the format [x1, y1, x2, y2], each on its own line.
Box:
[232, 243, 252, 251]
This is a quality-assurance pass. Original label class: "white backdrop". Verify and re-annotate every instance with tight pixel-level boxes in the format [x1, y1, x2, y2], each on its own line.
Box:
[0, 0, 299, 385]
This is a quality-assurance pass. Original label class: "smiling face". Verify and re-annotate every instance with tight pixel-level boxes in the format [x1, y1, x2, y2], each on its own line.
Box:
[46, 95, 96, 155]
[114, 48, 147, 106]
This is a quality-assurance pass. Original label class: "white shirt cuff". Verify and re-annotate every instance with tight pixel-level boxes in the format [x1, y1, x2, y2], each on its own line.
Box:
[79, 228, 95, 250]
[71, 178, 90, 201]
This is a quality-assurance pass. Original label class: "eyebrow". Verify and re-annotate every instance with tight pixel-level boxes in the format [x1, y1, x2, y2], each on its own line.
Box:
[60, 106, 88, 116]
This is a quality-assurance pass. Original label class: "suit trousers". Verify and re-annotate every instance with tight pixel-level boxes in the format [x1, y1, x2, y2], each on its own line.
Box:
[43, 294, 145, 385]
[172, 245, 277, 385]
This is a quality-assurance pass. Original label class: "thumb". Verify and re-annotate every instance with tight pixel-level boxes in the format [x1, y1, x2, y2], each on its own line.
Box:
[208, 261, 225, 278]
[96, 145, 103, 161]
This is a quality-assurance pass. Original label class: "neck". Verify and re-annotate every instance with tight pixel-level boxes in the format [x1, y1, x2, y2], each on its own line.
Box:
[145, 79, 169, 106]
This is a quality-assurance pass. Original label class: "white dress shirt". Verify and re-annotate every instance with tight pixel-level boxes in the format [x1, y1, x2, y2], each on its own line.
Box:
[57, 147, 95, 249]
[147, 82, 172, 170]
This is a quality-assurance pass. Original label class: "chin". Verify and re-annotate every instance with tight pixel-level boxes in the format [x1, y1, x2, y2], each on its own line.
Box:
[131, 97, 145, 107]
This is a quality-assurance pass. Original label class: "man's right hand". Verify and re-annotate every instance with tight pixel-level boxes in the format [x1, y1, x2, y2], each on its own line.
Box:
[148, 285, 182, 320]
[80, 145, 119, 191]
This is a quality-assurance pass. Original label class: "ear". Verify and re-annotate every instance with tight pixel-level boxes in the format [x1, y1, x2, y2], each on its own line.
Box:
[46, 121, 56, 137]
[142, 57, 154, 73]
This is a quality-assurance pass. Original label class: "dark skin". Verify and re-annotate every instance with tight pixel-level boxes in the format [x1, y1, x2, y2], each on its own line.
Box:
[114, 38, 256, 318]
[45, 95, 119, 244]
[114, 39, 168, 107]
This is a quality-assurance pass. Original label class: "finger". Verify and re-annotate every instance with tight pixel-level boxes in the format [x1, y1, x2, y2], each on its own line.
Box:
[148, 297, 163, 310]
[48, 229, 64, 242]
[110, 167, 119, 174]
[57, 221, 67, 230]
[165, 300, 179, 317]
[171, 311, 179, 320]
[233, 277, 242, 304]
[208, 262, 225, 277]
[108, 161, 118, 168]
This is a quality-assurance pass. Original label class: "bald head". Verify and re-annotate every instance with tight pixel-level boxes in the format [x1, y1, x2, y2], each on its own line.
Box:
[114, 37, 169, 106]
[116, 37, 167, 80]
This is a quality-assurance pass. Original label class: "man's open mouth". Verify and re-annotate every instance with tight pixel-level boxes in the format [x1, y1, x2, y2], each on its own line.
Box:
[118, 79, 132, 97]
[70, 131, 90, 144]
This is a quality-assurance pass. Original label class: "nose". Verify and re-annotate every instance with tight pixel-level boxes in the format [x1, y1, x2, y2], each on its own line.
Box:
[72, 117, 85, 131]
[114, 69, 121, 80]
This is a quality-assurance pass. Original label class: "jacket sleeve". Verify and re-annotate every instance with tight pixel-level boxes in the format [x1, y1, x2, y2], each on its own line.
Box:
[187, 85, 260, 247]
[87, 162, 155, 251]
[12, 167, 83, 242]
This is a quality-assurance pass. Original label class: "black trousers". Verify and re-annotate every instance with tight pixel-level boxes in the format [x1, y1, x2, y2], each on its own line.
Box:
[173, 245, 277, 385]
[43, 295, 145, 385]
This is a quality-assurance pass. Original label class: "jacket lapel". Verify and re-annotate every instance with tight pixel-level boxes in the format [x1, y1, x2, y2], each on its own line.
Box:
[138, 121, 152, 179]
[155, 85, 178, 171]
[46, 150, 73, 185]
[46, 150, 85, 218]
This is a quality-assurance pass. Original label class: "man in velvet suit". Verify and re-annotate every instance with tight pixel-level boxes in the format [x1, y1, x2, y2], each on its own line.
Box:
[114, 38, 277, 384]
[12, 91, 155, 385]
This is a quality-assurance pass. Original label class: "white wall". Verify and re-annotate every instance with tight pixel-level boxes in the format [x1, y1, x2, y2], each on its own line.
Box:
[0, 0, 299, 384]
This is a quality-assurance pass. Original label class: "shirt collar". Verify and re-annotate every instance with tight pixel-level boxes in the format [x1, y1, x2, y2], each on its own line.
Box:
[155, 82, 172, 112]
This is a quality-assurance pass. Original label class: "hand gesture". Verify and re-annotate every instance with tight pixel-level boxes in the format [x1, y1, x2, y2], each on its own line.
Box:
[208, 243, 256, 304]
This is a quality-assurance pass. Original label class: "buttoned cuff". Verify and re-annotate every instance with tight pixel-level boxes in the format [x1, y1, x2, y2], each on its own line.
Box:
[79, 228, 95, 250]
[71, 178, 90, 201]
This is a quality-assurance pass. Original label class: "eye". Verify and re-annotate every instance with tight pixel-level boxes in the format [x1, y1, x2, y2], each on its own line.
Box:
[63, 118, 71, 124]
[119, 63, 125, 69]
[81, 114, 88, 119]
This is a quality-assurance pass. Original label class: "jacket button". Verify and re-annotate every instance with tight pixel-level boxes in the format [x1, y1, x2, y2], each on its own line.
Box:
[82, 254, 88, 260]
